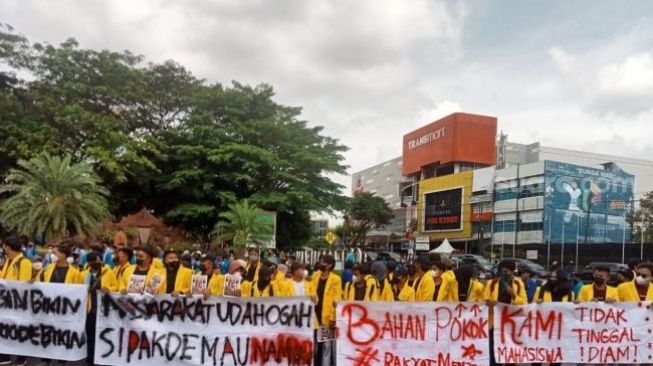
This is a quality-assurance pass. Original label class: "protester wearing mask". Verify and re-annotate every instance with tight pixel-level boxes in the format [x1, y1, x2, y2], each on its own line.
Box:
[163, 249, 193, 296]
[0, 235, 32, 366]
[41, 244, 82, 284]
[344, 262, 375, 301]
[534, 268, 573, 303]
[577, 265, 618, 303]
[619, 262, 653, 301]
[24, 241, 37, 260]
[371, 261, 393, 301]
[455, 265, 484, 302]
[288, 262, 312, 297]
[391, 266, 415, 302]
[412, 255, 436, 301]
[244, 249, 262, 283]
[114, 247, 134, 285]
[251, 265, 280, 297]
[80, 252, 118, 366]
[119, 245, 166, 295]
[31, 257, 44, 281]
[431, 261, 452, 301]
[313, 255, 341, 366]
[485, 260, 525, 366]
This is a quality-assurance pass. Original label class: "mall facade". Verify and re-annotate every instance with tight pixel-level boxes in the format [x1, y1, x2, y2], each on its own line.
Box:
[351, 112, 651, 261]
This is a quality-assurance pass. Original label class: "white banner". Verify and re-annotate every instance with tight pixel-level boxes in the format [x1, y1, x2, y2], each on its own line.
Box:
[493, 302, 653, 364]
[95, 293, 315, 365]
[0, 280, 88, 360]
[336, 301, 490, 366]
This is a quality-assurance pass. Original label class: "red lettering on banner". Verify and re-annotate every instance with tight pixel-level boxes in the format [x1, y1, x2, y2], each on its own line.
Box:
[575, 306, 627, 326]
[346, 347, 380, 366]
[341, 303, 380, 346]
[571, 327, 641, 344]
[380, 312, 426, 341]
[499, 307, 562, 344]
[249, 334, 313, 365]
[587, 345, 635, 363]
[435, 307, 488, 342]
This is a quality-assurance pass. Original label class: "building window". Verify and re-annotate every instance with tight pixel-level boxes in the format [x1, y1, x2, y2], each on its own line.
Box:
[494, 220, 517, 233]
[495, 187, 519, 201]
[520, 183, 544, 198]
[519, 222, 543, 231]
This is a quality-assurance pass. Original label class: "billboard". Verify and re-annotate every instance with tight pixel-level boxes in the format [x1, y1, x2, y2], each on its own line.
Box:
[402, 113, 497, 175]
[543, 161, 634, 244]
[423, 187, 463, 232]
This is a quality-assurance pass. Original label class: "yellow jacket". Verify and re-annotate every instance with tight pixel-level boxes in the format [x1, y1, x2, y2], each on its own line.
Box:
[533, 287, 572, 302]
[312, 272, 341, 326]
[437, 270, 458, 302]
[483, 277, 527, 305]
[251, 281, 289, 297]
[119, 265, 166, 294]
[395, 284, 416, 302]
[618, 282, 653, 301]
[240, 280, 253, 297]
[167, 266, 194, 294]
[153, 257, 164, 270]
[208, 273, 225, 296]
[286, 279, 314, 297]
[80, 268, 119, 312]
[41, 264, 82, 284]
[577, 284, 619, 302]
[462, 280, 485, 302]
[0, 254, 32, 281]
[245, 261, 262, 283]
[413, 273, 436, 302]
[344, 281, 374, 301]
[113, 262, 133, 285]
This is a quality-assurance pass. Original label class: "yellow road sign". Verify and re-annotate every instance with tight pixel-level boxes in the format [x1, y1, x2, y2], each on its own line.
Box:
[325, 231, 336, 245]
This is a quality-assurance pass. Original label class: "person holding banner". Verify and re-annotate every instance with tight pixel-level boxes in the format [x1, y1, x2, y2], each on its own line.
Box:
[220, 259, 247, 296]
[163, 249, 193, 296]
[313, 255, 341, 366]
[412, 255, 436, 301]
[485, 260, 525, 366]
[244, 248, 262, 283]
[81, 252, 118, 366]
[40, 244, 82, 284]
[0, 235, 32, 366]
[619, 262, 653, 301]
[113, 247, 133, 285]
[534, 268, 573, 303]
[577, 265, 618, 303]
[391, 266, 415, 301]
[119, 244, 166, 295]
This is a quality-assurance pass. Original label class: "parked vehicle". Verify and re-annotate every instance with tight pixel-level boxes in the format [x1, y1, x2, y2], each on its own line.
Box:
[513, 258, 549, 278]
[581, 262, 629, 286]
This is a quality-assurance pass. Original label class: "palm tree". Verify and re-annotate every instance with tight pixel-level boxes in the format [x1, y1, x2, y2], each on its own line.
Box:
[212, 200, 273, 257]
[0, 153, 110, 241]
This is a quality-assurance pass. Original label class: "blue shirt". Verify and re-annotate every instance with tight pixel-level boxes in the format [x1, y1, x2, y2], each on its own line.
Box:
[24, 246, 37, 260]
[525, 278, 538, 303]
[341, 269, 353, 289]
[103, 248, 115, 268]
[573, 281, 584, 299]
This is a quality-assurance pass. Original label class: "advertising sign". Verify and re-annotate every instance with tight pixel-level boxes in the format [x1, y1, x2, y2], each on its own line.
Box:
[423, 188, 463, 232]
[543, 161, 634, 244]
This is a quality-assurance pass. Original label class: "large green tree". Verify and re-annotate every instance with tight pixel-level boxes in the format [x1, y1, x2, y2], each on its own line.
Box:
[341, 192, 394, 247]
[212, 200, 274, 255]
[0, 153, 110, 241]
[0, 25, 348, 249]
[630, 190, 653, 243]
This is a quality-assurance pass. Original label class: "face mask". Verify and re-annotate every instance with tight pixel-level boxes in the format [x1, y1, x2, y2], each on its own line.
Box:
[136, 258, 145, 266]
[302, 269, 309, 278]
[90, 262, 102, 271]
[66, 257, 74, 265]
[593, 277, 606, 286]
[167, 261, 180, 270]
[636, 276, 650, 286]
[33, 262, 43, 271]
[50, 254, 58, 263]
[250, 255, 259, 262]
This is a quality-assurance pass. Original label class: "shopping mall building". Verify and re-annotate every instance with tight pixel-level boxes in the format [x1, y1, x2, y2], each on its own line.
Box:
[351, 113, 653, 262]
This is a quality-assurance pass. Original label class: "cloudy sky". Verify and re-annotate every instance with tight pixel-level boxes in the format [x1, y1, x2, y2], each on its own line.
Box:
[3, 0, 653, 193]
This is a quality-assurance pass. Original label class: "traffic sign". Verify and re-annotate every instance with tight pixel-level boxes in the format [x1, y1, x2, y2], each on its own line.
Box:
[325, 231, 336, 245]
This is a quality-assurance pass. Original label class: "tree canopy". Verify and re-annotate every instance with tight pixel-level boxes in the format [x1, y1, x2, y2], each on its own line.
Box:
[340, 192, 394, 247]
[0, 24, 349, 249]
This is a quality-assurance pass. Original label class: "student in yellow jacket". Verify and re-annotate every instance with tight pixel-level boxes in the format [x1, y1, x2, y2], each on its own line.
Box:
[454, 265, 485, 302]
[119, 245, 166, 295]
[577, 265, 619, 303]
[113, 247, 134, 285]
[534, 268, 573, 303]
[287, 262, 313, 297]
[345, 263, 375, 301]
[244, 249, 262, 283]
[412, 255, 436, 301]
[251, 265, 289, 297]
[0, 235, 32, 366]
[41, 245, 82, 284]
[391, 266, 416, 301]
[370, 261, 394, 302]
[0, 235, 32, 281]
[618, 262, 653, 301]
[162, 249, 193, 295]
[484, 261, 527, 305]
[436, 259, 458, 301]
[313, 255, 341, 366]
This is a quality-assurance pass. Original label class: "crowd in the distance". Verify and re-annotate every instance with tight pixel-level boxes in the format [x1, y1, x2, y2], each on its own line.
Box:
[2, 232, 653, 366]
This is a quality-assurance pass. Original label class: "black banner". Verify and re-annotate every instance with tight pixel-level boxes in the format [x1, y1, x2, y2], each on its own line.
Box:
[424, 188, 463, 231]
